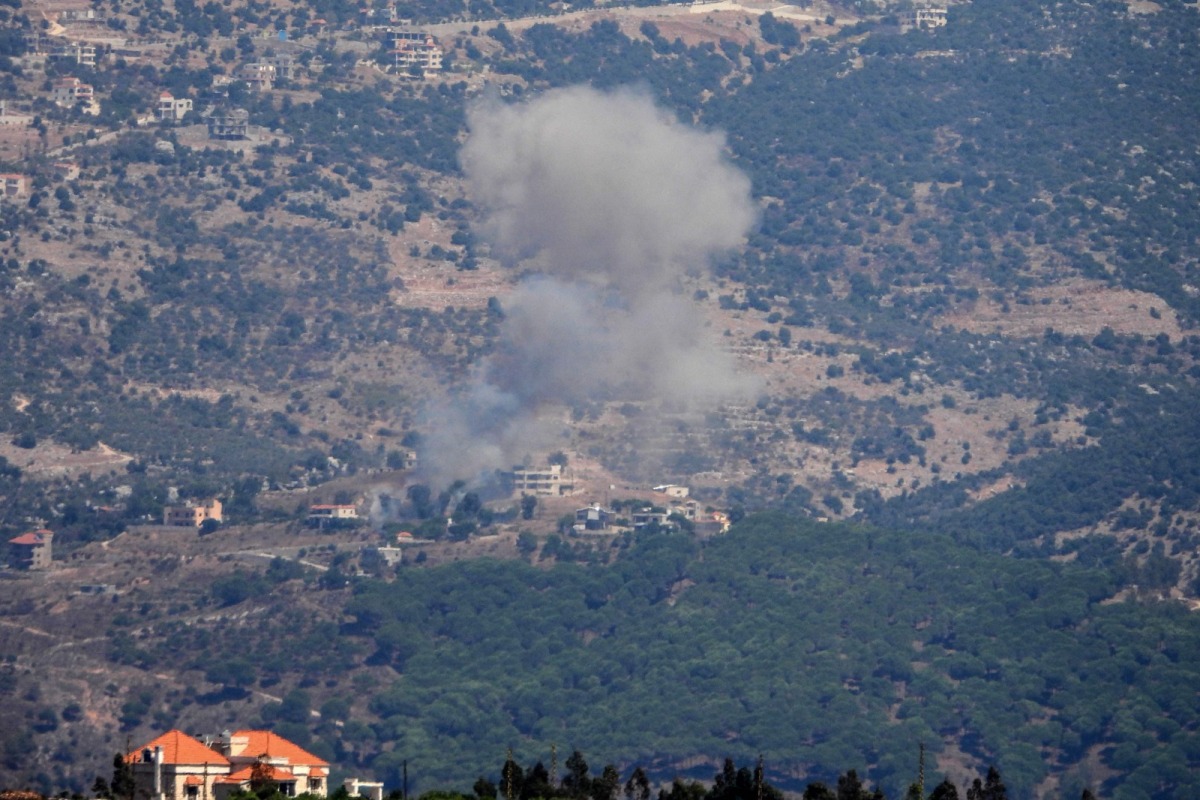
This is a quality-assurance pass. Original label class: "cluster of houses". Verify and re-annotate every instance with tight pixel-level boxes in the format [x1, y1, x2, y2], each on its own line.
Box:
[123, 728, 386, 800]
[573, 485, 730, 536]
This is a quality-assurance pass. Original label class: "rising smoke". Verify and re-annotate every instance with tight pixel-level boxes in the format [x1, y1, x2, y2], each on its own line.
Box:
[418, 85, 758, 488]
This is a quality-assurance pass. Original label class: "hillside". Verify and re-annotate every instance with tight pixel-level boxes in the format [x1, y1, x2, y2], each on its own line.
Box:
[4, 515, 1200, 799]
[1, 0, 1200, 797]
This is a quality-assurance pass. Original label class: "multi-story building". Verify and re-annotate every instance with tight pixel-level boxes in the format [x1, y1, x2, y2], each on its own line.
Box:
[510, 464, 574, 496]
[239, 62, 276, 91]
[163, 498, 223, 527]
[47, 40, 98, 67]
[574, 504, 611, 531]
[904, 6, 948, 29]
[158, 91, 193, 122]
[8, 530, 52, 570]
[51, 77, 94, 108]
[208, 108, 250, 140]
[126, 729, 330, 800]
[307, 504, 359, 528]
[126, 730, 231, 800]
[391, 36, 442, 76]
[210, 730, 329, 799]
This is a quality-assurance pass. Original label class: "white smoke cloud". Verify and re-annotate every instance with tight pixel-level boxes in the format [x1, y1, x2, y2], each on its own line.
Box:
[418, 85, 759, 489]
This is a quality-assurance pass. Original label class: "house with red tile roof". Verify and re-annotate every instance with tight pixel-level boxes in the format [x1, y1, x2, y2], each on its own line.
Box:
[126, 729, 328, 800]
[126, 730, 230, 800]
[7, 529, 52, 570]
[211, 730, 329, 798]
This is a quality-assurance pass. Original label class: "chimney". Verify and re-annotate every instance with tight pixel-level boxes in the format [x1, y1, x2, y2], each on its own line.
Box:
[153, 746, 163, 800]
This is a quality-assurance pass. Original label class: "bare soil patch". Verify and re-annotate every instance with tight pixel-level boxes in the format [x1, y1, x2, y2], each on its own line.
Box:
[941, 279, 1182, 340]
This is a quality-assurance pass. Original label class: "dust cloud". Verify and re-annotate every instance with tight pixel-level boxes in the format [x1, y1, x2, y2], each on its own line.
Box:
[419, 85, 758, 488]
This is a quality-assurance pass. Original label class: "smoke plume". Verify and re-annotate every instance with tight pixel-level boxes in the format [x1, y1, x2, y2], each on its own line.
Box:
[419, 85, 758, 488]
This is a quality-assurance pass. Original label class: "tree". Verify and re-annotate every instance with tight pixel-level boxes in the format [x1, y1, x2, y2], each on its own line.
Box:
[563, 750, 590, 799]
[250, 759, 277, 794]
[965, 768, 1005, 800]
[802, 786, 835, 800]
[521, 762, 552, 800]
[929, 780, 960, 800]
[837, 771, 869, 800]
[473, 778, 497, 799]
[624, 767, 650, 800]
[591, 766, 620, 800]
[521, 494, 538, 520]
[657, 779, 705, 800]
[408, 484, 434, 518]
[111, 754, 135, 800]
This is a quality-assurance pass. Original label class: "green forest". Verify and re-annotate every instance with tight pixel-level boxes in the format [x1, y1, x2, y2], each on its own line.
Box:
[127, 515, 1200, 799]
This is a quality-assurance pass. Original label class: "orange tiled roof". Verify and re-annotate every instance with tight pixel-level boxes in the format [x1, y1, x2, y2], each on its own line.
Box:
[126, 731, 229, 766]
[183, 777, 205, 786]
[218, 765, 296, 784]
[311, 768, 328, 778]
[9, 530, 50, 546]
[230, 730, 328, 767]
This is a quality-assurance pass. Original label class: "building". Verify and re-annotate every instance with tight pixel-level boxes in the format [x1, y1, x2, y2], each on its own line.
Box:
[0, 173, 29, 199]
[208, 108, 250, 140]
[574, 504, 611, 531]
[126, 729, 329, 800]
[631, 509, 673, 530]
[51, 77, 95, 108]
[48, 40, 97, 67]
[158, 91, 193, 122]
[55, 160, 81, 181]
[391, 36, 442, 76]
[210, 730, 329, 799]
[672, 496, 700, 522]
[510, 464, 574, 497]
[307, 504, 359, 528]
[8, 530, 52, 570]
[61, 8, 100, 21]
[239, 62, 276, 91]
[343, 780, 384, 800]
[163, 498, 223, 528]
[271, 55, 298, 81]
[904, 6, 948, 29]
[653, 484, 690, 499]
[126, 730, 232, 800]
